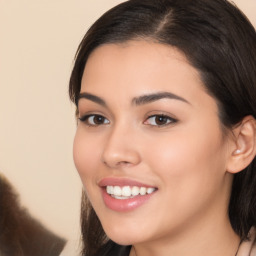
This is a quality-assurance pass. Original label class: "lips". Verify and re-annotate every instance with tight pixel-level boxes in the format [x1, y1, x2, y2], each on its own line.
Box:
[98, 177, 157, 212]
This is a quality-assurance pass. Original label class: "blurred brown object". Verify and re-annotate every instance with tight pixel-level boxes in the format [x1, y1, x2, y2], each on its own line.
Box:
[0, 174, 66, 256]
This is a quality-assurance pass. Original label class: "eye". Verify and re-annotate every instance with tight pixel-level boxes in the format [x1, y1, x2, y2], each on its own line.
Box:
[79, 114, 110, 126]
[144, 114, 177, 127]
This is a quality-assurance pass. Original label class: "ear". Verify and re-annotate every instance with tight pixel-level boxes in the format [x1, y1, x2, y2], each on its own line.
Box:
[226, 116, 256, 174]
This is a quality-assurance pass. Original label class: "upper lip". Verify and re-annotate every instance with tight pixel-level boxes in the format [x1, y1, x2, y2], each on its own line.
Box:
[98, 177, 157, 188]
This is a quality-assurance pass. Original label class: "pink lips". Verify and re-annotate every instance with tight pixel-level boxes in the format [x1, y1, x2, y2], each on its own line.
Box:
[98, 177, 157, 212]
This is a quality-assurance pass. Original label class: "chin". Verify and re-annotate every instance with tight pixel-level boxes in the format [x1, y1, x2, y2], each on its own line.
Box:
[101, 221, 143, 245]
[107, 233, 140, 246]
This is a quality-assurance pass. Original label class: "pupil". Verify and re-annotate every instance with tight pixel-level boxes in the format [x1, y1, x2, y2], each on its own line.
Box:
[156, 116, 167, 125]
[94, 116, 103, 124]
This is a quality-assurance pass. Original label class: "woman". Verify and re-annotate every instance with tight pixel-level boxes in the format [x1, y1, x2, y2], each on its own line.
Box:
[69, 0, 256, 255]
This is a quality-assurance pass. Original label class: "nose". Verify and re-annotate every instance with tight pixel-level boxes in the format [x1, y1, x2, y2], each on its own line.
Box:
[101, 124, 141, 169]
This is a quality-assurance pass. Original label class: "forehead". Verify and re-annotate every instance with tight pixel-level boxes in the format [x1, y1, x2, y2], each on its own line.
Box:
[83, 40, 195, 80]
[81, 40, 212, 108]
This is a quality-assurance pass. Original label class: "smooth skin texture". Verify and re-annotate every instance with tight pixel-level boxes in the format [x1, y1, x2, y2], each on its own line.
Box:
[73, 41, 245, 256]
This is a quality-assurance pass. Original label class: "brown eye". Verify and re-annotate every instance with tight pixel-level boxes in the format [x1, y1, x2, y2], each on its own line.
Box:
[155, 116, 169, 125]
[79, 114, 110, 126]
[93, 115, 105, 125]
[145, 115, 177, 127]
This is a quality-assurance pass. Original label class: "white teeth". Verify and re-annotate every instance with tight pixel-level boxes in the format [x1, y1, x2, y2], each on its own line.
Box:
[147, 187, 155, 194]
[140, 187, 147, 195]
[106, 186, 111, 194]
[131, 186, 140, 196]
[113, 186, 122, 196]
[106, 185, 156, 198]
[122, 186, 131, 197]
[113, 196, 130, 200]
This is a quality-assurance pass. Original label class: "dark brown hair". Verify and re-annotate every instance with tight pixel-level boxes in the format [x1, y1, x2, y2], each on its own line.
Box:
[69, 0, 256, 255]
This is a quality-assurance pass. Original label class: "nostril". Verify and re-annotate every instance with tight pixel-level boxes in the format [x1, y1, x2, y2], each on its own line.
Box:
[120, 161, 130, 165]
[117, 160, 134, 166]
[102, 159, 135, 168]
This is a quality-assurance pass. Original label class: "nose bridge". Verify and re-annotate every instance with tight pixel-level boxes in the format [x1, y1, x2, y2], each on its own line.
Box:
[101, 120, 141, 168]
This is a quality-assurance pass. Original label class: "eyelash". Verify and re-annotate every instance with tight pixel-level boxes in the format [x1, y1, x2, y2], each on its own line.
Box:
[79, 114, 110, 126]
[144, 114, 177, 127]
[78, 114, 177, 127]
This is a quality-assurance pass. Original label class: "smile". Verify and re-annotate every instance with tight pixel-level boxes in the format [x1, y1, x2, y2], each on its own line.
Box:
[106, 185, 156, 199]
[99, 178, 157, 212]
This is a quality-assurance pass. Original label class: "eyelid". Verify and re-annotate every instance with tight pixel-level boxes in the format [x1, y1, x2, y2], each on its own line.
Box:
[79, 113, 110, 126]
[143, 112, 178, 127]
[77, 109, 107, 120]
[78, 110, 178, 128]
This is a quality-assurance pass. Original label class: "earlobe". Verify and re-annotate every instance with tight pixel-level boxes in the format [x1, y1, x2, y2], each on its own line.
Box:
[226, 116, 256, 174]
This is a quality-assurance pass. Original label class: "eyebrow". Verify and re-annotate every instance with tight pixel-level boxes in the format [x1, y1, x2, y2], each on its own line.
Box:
[77, 91, 190, 107]
[132, 92, 190, 106]
[77, 92, 107, 107]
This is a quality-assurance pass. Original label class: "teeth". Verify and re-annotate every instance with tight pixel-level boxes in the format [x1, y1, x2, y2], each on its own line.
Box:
[140, 187, 147, 195]
[122, 186, 131, 196]
[113, 186, 122, 196]
[147, 187, 155, 194]
[131, 186, 140, 196]
[106, 186, 111, 194]
[106, 185, 156, 198]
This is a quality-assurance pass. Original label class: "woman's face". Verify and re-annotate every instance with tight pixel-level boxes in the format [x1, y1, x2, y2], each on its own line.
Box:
[73, 41, 233, 246]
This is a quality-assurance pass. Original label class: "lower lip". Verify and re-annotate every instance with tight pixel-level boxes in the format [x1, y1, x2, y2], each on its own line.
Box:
[101, 188, 155, 212]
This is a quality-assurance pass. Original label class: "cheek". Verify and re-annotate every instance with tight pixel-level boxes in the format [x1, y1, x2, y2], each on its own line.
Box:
[140, 128, 228, 230]
[73, 129, 101, 183]
[144, 124, 227, 196]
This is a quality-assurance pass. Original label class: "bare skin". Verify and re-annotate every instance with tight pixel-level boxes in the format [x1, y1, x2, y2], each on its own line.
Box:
[74, 40, 243, 256]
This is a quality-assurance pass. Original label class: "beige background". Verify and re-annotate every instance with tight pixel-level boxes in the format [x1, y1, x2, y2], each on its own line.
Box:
[0, 0, 255, 251]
